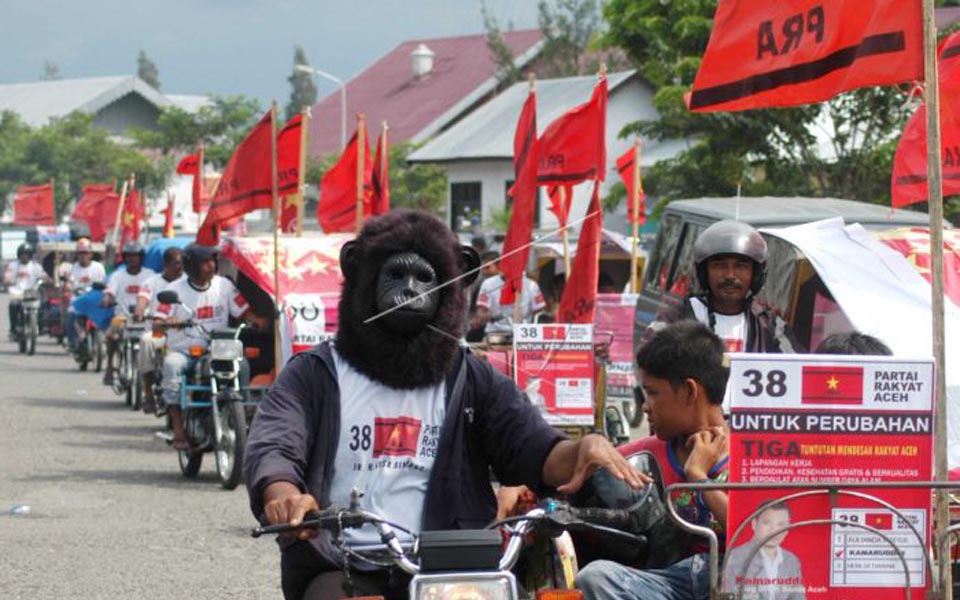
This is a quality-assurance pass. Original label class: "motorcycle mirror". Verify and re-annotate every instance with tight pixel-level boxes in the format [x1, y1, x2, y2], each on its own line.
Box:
[92, 282, 107, 291]
[156, 291, 181, 305]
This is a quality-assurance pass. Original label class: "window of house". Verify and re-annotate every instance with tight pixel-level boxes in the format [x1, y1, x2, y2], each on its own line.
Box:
[450, 182, 481, 232]
[504, 180, 540, 228]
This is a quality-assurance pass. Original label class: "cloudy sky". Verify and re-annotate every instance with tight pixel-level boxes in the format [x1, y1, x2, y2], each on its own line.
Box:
[0, 0, 540, 106]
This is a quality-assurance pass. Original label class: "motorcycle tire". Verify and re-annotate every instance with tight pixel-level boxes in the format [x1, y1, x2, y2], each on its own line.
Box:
[215, 400, 248, 490]
[625, 396, 644, 429]
[94, 336, 104, 373]
[78, 357, 89, 372]
[128, 346, 141, 411]
[28, 313, 38, 356]
[18, 335, 26, 354]
[131, 374, 142, 411]
[115, 350, 128, 399]
[178, 449, 203, 478]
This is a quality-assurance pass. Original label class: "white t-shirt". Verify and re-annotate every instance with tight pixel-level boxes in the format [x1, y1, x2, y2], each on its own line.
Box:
[155, 276, 249, 354]
[476, 275, 546, 333]
[68, 261, 106, 290]
[329, 348, 446, 548]
[690, 297, 747, 353]
[139, 272, 185, 314]
[106, 267, 156, 315]
[5, 261, 45, 293]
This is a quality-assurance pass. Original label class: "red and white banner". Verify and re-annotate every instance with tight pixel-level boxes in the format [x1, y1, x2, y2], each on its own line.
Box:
[13, 182, 55, 226]
[513, 323, 595, 426]
[594, 293, 638, 391]
[726, 353, 934, 599]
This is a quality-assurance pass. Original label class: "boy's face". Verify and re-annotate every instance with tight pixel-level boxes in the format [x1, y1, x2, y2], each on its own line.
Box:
[639, 370, 693, 440]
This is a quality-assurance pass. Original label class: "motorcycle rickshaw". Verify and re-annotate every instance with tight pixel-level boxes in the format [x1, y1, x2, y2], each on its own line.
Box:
[36, 240, 107, 345]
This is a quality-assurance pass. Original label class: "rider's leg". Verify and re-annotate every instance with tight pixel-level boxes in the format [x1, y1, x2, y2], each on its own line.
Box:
[66, 310, 78, 350]
[103, 327, 120, 384]
[8, 299, 22, 336]
[575, 555, 710, 600]
[139, 331, 160, 411]
[161, 352, 190, 446]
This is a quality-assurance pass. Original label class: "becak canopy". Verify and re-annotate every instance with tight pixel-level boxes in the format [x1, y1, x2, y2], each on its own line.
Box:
[874, 227, 960, 308]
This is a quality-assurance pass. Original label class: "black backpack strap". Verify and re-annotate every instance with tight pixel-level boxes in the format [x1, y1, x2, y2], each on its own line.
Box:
[445, 347, 470, 422]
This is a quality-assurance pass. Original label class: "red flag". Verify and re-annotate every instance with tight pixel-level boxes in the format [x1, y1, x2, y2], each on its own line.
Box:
[119, 188, 143, 248]
[197, 111, 275, 245]
[177, 150, 209, 214]
[547, 185, 573, 228]
[317, 125, 372, 233]
[373, 416, 422, 458]
[163, 196, 175, 238]
[616, 145, 646, 225]
[371, 127, 390, 216]
[500, 88, 539, 304]
[800, 365, 864, 405]
[277, 114, 303, 233]
[13, 182, 55, 226]
[864, 512, 894, 530]
[688, 0, 923, 112]
[558, 182, 602, 324]
[72, 184, 120, 242]
[537, 75, 607, 185]
[891, 33, 960, 207]
[176, 154, 198, 175]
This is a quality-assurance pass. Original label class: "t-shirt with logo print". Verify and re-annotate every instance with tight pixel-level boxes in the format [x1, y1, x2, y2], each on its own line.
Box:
[139, 272, 185, 315]
[106, 266, 156, 315]
[4, 261, 45, 293]
[155, 275, 248, 354]
[689, 296, 747, 353]
[328, 347, 446, 549]
[68, 262, 106, 290]
[476, 275, 546, 333]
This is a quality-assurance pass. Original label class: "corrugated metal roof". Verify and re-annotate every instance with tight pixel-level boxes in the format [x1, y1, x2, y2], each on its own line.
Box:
[307, 29, 543, 156]
[408, 70, 642, 163]
[165, 94, 212, 113]
[0, 76, 169, 127]
[665, 197, 932, 229]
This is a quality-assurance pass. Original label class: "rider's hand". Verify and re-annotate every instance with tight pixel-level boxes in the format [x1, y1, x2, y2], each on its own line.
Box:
[683, 426, 728, 482]
[556, 434, 651, 494]
[263, 481, 321, 541]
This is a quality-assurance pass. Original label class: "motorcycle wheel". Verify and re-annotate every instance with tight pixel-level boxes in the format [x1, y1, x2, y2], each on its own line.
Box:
[178, 449, 203, 478]
[115, 346, 128, 399]
[130, 374, 142, 411]
[215, 400, 247, 490]
[624, 396, 644, 429]
[18, 335, 26, 354]
[94, 334, 104, 373]
[27, 313, 37, 356]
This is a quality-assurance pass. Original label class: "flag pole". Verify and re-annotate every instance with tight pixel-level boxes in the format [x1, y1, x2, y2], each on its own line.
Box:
[355, 113, 367, 233]
[381, 120, 389, 212]
[110, 175, 132, 261]
[296, 107, 310, 237]
[630, 139, 642, 294]
[560, 186, 572, 277]
[270, 102, 283, 378]
[51, 178, 60, 283]
[922, 1, 950, 595]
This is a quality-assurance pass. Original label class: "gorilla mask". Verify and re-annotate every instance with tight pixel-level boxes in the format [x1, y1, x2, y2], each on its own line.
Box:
[335, 209, 480, 389]
[375, 252, 440, 336]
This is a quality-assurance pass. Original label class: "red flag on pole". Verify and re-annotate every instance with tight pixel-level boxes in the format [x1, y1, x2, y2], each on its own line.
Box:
[119, 187, 143, 248]
[163, 195, 175, 238]
[197, 111, 275, 245]
[557, 182, 602, 324]
[547, 185, 573, 228]
[616, 146, 645, 224]
[177, 151, 209, 214]
[891, 33, 960, 207]
[687, 0, 923, 112]
[537, 75, 607, 185]
[317, 127, 372, 233]
[500, 87, 539, 305]
[13, 182, 55, 226]
[371, 125, 390, 216]
[73, 191, 121, 242]
[277, 114, 303, 232]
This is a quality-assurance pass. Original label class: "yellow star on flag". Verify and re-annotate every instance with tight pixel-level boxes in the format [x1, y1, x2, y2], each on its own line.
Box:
[826, 376, 839, 391]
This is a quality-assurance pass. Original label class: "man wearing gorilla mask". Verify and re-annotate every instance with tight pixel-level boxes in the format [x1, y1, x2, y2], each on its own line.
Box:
[245, 210, 643, 600]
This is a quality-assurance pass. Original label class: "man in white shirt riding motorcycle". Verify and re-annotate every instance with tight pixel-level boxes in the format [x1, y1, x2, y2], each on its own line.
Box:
[101, 241, 155, 385]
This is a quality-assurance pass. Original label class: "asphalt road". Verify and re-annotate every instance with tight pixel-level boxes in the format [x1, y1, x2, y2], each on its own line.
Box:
[0, 295, 279, 599]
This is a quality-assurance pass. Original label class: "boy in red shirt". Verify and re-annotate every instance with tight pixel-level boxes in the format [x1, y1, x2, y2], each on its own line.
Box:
[577, 321, 730, 600]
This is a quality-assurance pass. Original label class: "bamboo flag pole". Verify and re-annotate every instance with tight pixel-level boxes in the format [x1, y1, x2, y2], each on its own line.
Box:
[355, 113, 367, 233]
[296, 107, 310, 237]
[922, 2, 950, 596]
[51, 178, 60, 281]
[560, 186, 572, 278]
[630, 139, 642, 294]
[381, 120, 389, 210]
[111, 174, 132, 244]
[270, 102, 283, 375]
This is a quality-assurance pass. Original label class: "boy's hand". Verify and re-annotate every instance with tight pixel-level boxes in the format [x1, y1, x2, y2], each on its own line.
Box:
[684, 426, 728, 482]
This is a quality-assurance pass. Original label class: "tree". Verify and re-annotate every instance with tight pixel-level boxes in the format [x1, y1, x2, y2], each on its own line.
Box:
[602, 0, 918, 215]
[41, 61, 61, 81]
[137, 50, 161, 90]
[285, 46, 318, 122]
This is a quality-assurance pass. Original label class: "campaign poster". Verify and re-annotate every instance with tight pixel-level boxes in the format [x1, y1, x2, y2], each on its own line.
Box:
[594, 293, 638, 394]
[726, 354, 934, 600]
[514, 323, 595, 426]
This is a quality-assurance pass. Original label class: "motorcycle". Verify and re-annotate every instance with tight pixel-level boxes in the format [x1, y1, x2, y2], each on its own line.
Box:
[108, 305, 146, 410]
[252, 487, 650, 600]
[42, 283, 69, 346]
[156, 290, 252, 490]
[70, 282, 107, 373]
[12, 283, 42, 356]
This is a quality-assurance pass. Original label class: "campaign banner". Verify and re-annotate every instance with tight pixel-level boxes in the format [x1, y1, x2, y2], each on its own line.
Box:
[514, 323, 595, 426]
[726, 354, 934, 600]
[594, 293, 637, 393]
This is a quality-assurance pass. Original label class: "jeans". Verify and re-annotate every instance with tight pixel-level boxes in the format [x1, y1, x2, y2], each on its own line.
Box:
[576, 555, 711, 600]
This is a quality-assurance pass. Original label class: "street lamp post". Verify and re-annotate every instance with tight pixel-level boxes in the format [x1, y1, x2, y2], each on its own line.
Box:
[294, 64, 347, 151]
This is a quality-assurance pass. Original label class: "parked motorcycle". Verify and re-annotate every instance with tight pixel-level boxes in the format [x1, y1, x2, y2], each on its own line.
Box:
[12, 283, 42, 355]
[156, 290, 252, 490]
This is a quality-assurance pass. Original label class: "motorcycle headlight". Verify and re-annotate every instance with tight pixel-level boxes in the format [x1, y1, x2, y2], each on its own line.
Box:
[411, 574, 515, 600]
[210, 339, 243, 361]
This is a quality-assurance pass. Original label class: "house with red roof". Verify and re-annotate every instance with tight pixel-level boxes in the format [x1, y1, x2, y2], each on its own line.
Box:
[307, 29, 543, 158]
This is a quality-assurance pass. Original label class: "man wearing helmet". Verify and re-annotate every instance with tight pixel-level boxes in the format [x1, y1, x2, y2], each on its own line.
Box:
[644, 220, 798, 354]
[4, 243, 47, 339]
[136, 247, 184, 413]
[154, 243, 266, 450]
[101, 242, 156, 385]
[65, 238, 107, 351]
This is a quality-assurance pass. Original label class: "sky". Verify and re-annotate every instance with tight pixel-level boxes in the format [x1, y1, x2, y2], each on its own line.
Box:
[0, 0, 540, 107]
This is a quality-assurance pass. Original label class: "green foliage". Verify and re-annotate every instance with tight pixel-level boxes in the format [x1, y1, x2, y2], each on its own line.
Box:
[487, 205, 512, 231]
[0, 111, 168, 216]
[536, 0, 601, 77]
[137, 50, 161, 90]
[482, 2, 522, 87]
[285, 46, 318, 122]
[129, 95, 262, 168]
